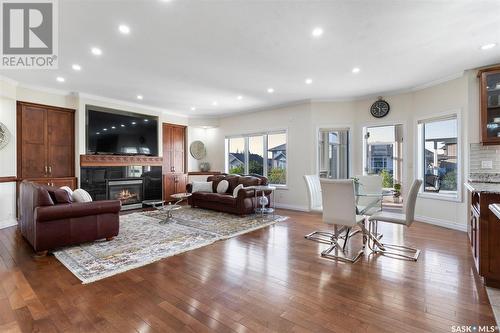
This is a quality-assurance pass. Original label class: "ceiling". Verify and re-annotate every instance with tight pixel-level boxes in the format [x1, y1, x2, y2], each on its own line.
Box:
[2, 0, 500, 117]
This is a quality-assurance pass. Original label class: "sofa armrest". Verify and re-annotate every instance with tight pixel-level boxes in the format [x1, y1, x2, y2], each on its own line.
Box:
[237, 188, 255, 200]
[186, 183, 193, 193]
[35, 200, 122, 222]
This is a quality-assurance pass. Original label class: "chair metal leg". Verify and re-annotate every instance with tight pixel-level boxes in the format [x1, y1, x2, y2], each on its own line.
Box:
[367, 220, 420, 261]
[320, 224, 365, 263]
[305, 226, 361, 245]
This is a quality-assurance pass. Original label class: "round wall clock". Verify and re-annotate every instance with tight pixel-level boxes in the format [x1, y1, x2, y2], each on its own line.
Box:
[0, 122, 10, 150]
[189, 140, 206, 160]
[370, 97, 390, 118]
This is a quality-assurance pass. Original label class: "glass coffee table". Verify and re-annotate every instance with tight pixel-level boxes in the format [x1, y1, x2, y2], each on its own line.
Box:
[143, 193, 192, 224]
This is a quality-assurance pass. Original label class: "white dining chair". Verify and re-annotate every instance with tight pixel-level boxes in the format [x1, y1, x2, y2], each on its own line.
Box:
[367, 179, 422, 261]
[356, 174, 383, 215]
[319, 179, 367, 263]
[303, 175, 334, 244]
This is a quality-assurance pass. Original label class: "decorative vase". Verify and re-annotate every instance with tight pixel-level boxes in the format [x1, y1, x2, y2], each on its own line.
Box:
[258, 196, 269, 207]
[199, 162, 210, 172]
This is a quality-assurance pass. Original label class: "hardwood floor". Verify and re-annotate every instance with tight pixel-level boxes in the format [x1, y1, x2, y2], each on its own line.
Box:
[0, 209, 496, 332]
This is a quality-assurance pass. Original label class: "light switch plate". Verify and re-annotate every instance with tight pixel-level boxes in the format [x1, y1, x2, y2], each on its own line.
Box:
[481, 160, 493, 169]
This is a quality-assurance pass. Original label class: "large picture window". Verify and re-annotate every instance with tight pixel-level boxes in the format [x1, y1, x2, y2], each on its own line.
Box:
[226, 131, 287, 185]
[417, 115, 458, 197]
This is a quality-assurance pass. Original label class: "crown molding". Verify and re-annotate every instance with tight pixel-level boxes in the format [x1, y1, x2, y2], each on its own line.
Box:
[216, 99, 311, 119]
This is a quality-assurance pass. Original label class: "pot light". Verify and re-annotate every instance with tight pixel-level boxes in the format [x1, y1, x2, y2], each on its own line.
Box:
[120, 124, 125, 127]
[131, 121, 136, 125]
[103, 128, 108, 131]
[118, 24, 130, 35]
[352, 67, 360, 74]
[96, 132, 100, 135]
[305, 78, 313, 85]
[237, 95, 243, 100]
[72, 64, 81, 71]
[144, 119, 149, 122]
[267, 88, 274, 93]
[312, 27, 323, 38]
[56, 76, 65, 82]
[481, 43, 496, 50]
[91, 47, 102, 56]
[212, 101, 218, 106]
[111, 126, 116, 129]
[191, 107, 196, 111]
[136, 95, 143, 100]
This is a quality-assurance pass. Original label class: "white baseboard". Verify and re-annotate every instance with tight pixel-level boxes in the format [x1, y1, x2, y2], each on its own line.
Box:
[414, 215, 466, 232]
[274, 203, 309, 212]
[0, 218, 17, 230]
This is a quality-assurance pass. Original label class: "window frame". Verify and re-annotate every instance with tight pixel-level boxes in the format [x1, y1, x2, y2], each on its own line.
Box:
[316, 127, 351, 179]
[415, 111, 462, 203]
[225, 129, 288, 187]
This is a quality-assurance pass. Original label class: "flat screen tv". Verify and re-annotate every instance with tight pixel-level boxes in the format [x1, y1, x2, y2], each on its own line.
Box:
[86, 106, 158, 156]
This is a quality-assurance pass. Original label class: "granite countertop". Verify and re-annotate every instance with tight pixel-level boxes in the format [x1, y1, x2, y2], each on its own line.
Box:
[465, 182, 500, 193]
[490, 204, 500, 220]
[469, 173, 500, 183]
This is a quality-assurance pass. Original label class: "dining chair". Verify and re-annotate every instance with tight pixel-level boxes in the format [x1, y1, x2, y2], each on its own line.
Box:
[367, 179, 423, 261]
[356, 174, 383, 215]
[319, 179, 367, 263]
[303, 175, 334, 244]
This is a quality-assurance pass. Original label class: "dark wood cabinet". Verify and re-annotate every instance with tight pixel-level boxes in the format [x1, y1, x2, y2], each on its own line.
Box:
[29, 177, 77, 189]
[479, 66, 500, 145]
[17, 101, 76, 185]
[162, 123, 187, 201]
[467, 188, 500, 287]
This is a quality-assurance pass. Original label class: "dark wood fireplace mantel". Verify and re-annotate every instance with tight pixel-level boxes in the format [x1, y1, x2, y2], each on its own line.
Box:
[80, 154, 163, 167]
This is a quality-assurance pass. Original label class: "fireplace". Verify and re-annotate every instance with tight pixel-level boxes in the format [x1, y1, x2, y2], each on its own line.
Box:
[107, 179, 144, 210]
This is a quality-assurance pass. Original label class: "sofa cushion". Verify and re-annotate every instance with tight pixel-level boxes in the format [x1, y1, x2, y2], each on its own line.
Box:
[37, 188, 54, 206]
[193, 192, 236, 206]
[226, 175, 240, 193]
[216, 180, 229, 194]
[192, 181, 213, 193]
[239, 176, 262, 187]
[36, 200, 122, 222]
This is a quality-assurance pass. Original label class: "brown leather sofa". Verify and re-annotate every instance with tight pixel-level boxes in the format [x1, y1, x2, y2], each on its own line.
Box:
[186, 174, 270, 215]
[19, 180, 121, 254]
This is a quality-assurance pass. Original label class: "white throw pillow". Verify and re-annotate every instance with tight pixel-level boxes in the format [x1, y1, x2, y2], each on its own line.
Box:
[216, 180, 229, 194]
[192, 181, 213, 193]
[233, 184, 244, 198]
[72, 189, 93, 203]
[60, 186, 73, 197]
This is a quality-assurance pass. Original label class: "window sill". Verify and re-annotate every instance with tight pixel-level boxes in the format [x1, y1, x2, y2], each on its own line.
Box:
[271, 185, 288, 190]
[417, 192, 462, 203]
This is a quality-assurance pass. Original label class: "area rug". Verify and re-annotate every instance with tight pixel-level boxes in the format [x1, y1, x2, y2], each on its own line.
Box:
[53, 208, 288, 284]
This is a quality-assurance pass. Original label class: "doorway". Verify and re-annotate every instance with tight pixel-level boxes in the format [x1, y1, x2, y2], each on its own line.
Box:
[363, 124, 404, 208]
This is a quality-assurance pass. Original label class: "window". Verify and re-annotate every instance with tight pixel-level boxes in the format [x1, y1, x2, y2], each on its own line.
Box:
[318, 129, 349, 179]
[418, 116, 458, 197]
[226, 131, 287, 185]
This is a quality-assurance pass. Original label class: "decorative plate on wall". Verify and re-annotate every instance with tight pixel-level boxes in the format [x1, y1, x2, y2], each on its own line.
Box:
[189, 140, 206, 160]
[0, 122, 10, 150]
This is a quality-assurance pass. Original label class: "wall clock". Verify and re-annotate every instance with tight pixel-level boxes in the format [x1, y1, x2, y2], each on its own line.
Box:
[370, 97, 390, 118]
[0, 122, 10, 150]
[189, 140, 206, 160]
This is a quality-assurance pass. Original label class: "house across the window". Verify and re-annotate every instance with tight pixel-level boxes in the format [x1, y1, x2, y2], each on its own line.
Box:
[226, 131, 287, 185]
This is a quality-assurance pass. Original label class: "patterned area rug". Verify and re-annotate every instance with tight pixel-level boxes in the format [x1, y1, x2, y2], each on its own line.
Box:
[53, 208, 288, 284]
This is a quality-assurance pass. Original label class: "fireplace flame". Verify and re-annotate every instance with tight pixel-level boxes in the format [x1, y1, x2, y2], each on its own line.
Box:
[116, 189, 138, 202]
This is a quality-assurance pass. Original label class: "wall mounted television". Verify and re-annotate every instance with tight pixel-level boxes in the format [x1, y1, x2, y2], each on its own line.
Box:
[86, 105, 159, 156]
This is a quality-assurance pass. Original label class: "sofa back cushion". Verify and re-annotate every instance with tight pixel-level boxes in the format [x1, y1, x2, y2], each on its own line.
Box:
[37, 188, 55, 206]
[239, 176, 262, 187]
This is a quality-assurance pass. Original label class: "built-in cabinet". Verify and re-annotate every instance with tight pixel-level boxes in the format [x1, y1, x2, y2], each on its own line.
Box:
[162, 123, 187, 201]
[479, 66, 500, 145]
[467, 189, 500, 287]
[17, 101, 76, 189]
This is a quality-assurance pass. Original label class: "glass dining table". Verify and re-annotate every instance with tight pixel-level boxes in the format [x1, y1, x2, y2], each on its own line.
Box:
[356, 190, 394, 215]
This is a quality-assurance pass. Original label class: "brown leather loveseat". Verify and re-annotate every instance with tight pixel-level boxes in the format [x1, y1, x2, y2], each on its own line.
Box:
[19, 181, 122, 254]
[186, 174, 270, 215]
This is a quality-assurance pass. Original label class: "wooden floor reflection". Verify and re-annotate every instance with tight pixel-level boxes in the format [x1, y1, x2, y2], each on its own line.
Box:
[0, 209, 496, 332]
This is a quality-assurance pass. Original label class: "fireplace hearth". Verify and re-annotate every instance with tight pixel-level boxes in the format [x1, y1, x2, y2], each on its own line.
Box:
[107, 179, 144, 210]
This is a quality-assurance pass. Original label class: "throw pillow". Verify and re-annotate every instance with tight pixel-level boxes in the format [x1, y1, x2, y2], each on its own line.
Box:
[232, 184, 244, 198]
[60, 186, 73, 197]
[72, 189, 93, 203]
[53, 189, 72, 204]
[216, 180, 229, 194]
[192, 181, 213, 193]
[37, 188, 54, 206]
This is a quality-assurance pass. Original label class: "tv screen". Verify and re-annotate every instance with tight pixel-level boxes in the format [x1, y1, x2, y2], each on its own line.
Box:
[86, 107, 158, 156]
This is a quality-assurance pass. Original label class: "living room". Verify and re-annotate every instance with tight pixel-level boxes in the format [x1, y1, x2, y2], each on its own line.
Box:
[0, 0, 500, 332]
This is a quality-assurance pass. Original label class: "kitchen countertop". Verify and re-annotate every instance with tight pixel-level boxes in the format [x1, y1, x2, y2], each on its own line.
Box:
[465, 182, 500, 193]
[490, 204, 500, 220]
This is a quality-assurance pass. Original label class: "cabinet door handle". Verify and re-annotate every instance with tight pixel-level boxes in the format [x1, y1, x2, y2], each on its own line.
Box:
[48, 166, 52, 176]
[44, 166, 48, 176]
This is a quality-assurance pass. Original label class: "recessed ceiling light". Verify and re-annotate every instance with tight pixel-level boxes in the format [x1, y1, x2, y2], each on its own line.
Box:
[480, 43, 496, 50]
[352, 67, 360, 74]
[111, 126, 116, 129]
[136, 95, 143, 100]
[305, 78, 313, 85]
[144, 119, 149, 122]
[91, 47, 102, 56]
[56, 76, 65, 82]
[72, 64, 81, 71]
[96, 132, 100, 135]
[131, 121, 136, 125]
[191, 106, 196, 111]
[118, 24, 130, 34]
[312, 27, 323, 38]
[267, 88, 274, 93]
[212, 101, 218, 106]
[120, 124, 125, 127]
[103, 128, 108, 131]
[237, 95, 243, 100]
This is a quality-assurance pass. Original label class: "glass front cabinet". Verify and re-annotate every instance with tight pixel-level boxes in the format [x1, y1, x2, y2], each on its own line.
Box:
[480, 67, 500, 145]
